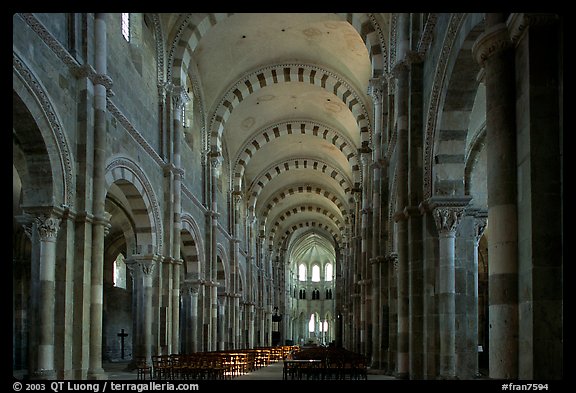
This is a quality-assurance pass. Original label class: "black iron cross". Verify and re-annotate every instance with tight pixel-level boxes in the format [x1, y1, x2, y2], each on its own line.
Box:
[117, 329, 128, 359]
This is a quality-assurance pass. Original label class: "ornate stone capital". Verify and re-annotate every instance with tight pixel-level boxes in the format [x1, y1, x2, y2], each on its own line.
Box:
[386, 252, 399, 271]
[507, 13, 559, 46]
[209, 150, 224, 178]
[367, 77, 385, 105]
[125, 254, 160, 277]
[473, 210, 488, 245]
[36, 214, 61, 242]
[424, 196, 472, 236]
[472, 23, 511, 66]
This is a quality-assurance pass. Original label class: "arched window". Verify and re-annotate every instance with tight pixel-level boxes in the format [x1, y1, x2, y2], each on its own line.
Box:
[308, 314, 315, 333]
[311, 264, 320, 282]
[121, 13, 130, 42]
[325, 263, 333, 281]
[113, 253, 127, 289]
[298, 264, 307, 281]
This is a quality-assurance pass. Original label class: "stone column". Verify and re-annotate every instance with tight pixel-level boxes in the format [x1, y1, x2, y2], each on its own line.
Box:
[170, 86, 187, 354]
[87, 12, 110, 380]
[386, 252, 398, 375]
[427, 196, 470, 379]
[32, 213, 61, 379]
[217, 297, 225, 350]
[472, 210, 488, 377]
[508, 13, 562, 380]
[209, 152, 223, 351]
[368, 76, 384, 368]
[392, 65, 410, 379]
[359, 147, 371, 356]
[473, 13, 519, 380]
[126, 255, 159, 363]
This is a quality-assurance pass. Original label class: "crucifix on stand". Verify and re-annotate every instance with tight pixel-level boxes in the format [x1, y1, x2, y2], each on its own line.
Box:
[117, 329, 129, 359]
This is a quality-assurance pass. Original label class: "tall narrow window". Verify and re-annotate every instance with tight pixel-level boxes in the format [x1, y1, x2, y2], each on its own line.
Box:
[308, 313, 315, 333]
[113, 253, 127, 289]
[311, 264, 320, 282]
[121, 13, 130, 42]
[325, 263, 333, 281]
[298, 264, 307, 281]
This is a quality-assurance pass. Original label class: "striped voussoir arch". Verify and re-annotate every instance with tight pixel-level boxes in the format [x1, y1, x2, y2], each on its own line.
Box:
[267, 204, 345, 244]
[180, 213, 206, 280]
[337, 12, 387, 77]
[433, 20, 484, 197]
[247, 158, 354, 212]
[275, 221, 342, 251]
[258, 184, 350, 236]
[233, 120, 360, 192]
[209, 63, 371, 153]
[105, 158, 164, 256]
[169, 12, 387, 101]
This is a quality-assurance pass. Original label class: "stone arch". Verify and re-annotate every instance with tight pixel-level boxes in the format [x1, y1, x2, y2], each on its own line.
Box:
[258, 184, 350, 235]
[105, 156, 164, 256]
[276, 221, 341, 251]
[268, 204, 345, 245]
[216, 243, 229, 292]
[423, 13, 485, 199]
[168, 13, 387, 100]
[233, 120, 360, 192]
[13, 53, 74, 208]
[181, 213, 206, 281]
[248, 158, 354, 212]
[209, 63, 371, 154]
[431, 14, 485, 197]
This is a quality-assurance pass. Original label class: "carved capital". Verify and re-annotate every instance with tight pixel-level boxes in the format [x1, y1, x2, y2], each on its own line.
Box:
[36, 215, 61, 242]
[367, 77, 385, 104]
[473, 210, 488, 245]
[472, 23, 511, 66]
[507, 13, 559, 46]
[125, 254, 160, 277]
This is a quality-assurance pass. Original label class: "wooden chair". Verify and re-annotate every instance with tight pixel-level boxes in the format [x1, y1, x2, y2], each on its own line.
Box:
[135, 357, 152, 380]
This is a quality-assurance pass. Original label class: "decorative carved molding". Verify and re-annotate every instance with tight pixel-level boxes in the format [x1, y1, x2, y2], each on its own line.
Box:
[417, 13, 438, 56]
[389, 13, 398, 68]
[368, 13, 389, 75]
[13, 53, 75, 208]
[151, 14, 166, 88]
[105, 100, 165, 167]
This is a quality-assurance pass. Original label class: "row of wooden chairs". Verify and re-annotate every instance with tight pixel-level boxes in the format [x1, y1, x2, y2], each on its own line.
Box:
[283, 346, 368, 380]
[136, 346, 297, 380]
